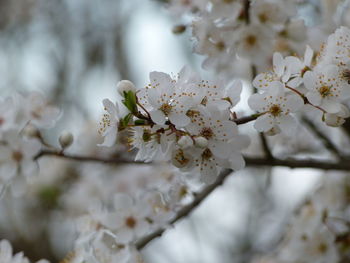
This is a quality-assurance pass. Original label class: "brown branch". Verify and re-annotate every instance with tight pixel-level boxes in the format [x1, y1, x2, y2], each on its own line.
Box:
[35, 148, 350, 251]
[34, 150, 145, 165]
[243, 0, 251, 24]
[234, 114, 258, 125]
[259, 133, 273, 160]
[135, 168, 233, 249]
[245, 157, 350, 171]
[35, 150, 350, 171]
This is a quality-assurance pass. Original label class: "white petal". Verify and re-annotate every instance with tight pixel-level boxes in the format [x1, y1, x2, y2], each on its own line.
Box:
[303, 71, 316, 91]
[248, 93, 267, 111]
[285, 56, 303, 74]
[117, 227, 133, 243]
[321, 99, 342, 114]
[149, 71, 173, 89]
[306, 91, 322, 106]
[114, 193, 133, 211]
[21, 159, 38, 176]
[0, 240, 12, 261]
[149, 110, 166, 125]
[254, 115, 274, 132]
[285, 93, 304, 112]
[229, 151, 245, 171]
[0, 162, 17, 180]
[209, 140, 231, 158]
[168, 112, 190, 127]
[226, 80, 242, 106]
[304, 45, 314, 66]
[214, 120, 238, 139]
[0, 146, 11, 160]
[103, 99, 119, 116]
[22, 139, 41, 158]
[273, 52, 285, 77]
[147, 88, 162, 108]
[278, 115, 297, 135]
[200, 160, 217, 184]
[98, 127, 117, 147]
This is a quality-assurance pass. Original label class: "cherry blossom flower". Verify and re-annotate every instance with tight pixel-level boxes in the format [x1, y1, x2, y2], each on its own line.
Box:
[285, 45, 314, 88]
[248, 85, 304, 135]
[303, 65, 350, 113]
[253, 52, 290, 91]
[24, 91, 61, 129]
[105, 194, 151, 244]
[0, 131, 41, 188]
[235, 24, 273, 66]
[128, 125, 175, 162]
[142, 71, 196, 127]
[98, 99, 120, 147]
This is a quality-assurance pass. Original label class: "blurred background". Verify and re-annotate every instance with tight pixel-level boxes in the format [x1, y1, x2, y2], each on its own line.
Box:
[0, 0, 349, 262]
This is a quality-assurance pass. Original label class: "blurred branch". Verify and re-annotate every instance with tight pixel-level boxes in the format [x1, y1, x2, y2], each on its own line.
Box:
[34, 150, 144, 165]
[135, 168, 233, 249]
[35, 151, 350, 171]
[245, 156, 350, 170]
[259, 133, 273, 160]
[302, 117, 345, 159]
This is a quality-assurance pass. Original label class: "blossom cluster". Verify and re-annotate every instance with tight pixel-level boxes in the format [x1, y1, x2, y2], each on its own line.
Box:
[70, 164, 194, 263]
[0, 92, 60, 196]
[248, 26, 350, 135]
[99, 67, 249, 184]
[168, 0, 307, 78]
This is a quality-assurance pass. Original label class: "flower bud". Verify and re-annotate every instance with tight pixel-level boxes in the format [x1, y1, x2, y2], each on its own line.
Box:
[23, 124, 40, 138]
[324, 104, 350, 127]
[117, 80, 136, 95]
[194, 136, 208, 148]
[59, 131, 74, 149]
[178, 136, 193, 149]
[172, 24, 186, 34]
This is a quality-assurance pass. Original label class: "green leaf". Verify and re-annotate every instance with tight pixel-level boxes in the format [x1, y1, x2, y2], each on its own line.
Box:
[120, 113, 133, 128]
[122, 91, 138, 113]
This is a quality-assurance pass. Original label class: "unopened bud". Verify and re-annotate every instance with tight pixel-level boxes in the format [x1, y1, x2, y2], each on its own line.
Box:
[172, 24, 186, 34]
[194, 136, 208, 148]
[178, 136, 193, 149]
[117, 80, 136, 96]
[59, 131, 74, 149]
[23, 124, 40, 138]
[324, 104, 350, 127]
[324, 114, 346, 127]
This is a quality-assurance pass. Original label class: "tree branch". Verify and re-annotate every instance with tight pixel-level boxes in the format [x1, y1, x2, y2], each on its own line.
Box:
[259, 133, 273, 160]
[135, 168, 233, 249]
[35, 150, 350, 171]
[302, 117, 345, 159]
[134, 156, 350, 249]
[34, 150, 144, 165]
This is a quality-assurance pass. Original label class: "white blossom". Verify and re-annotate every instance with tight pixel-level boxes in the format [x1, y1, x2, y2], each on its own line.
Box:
[98, 99, 120, 147]
[249, 85, 304, 135]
